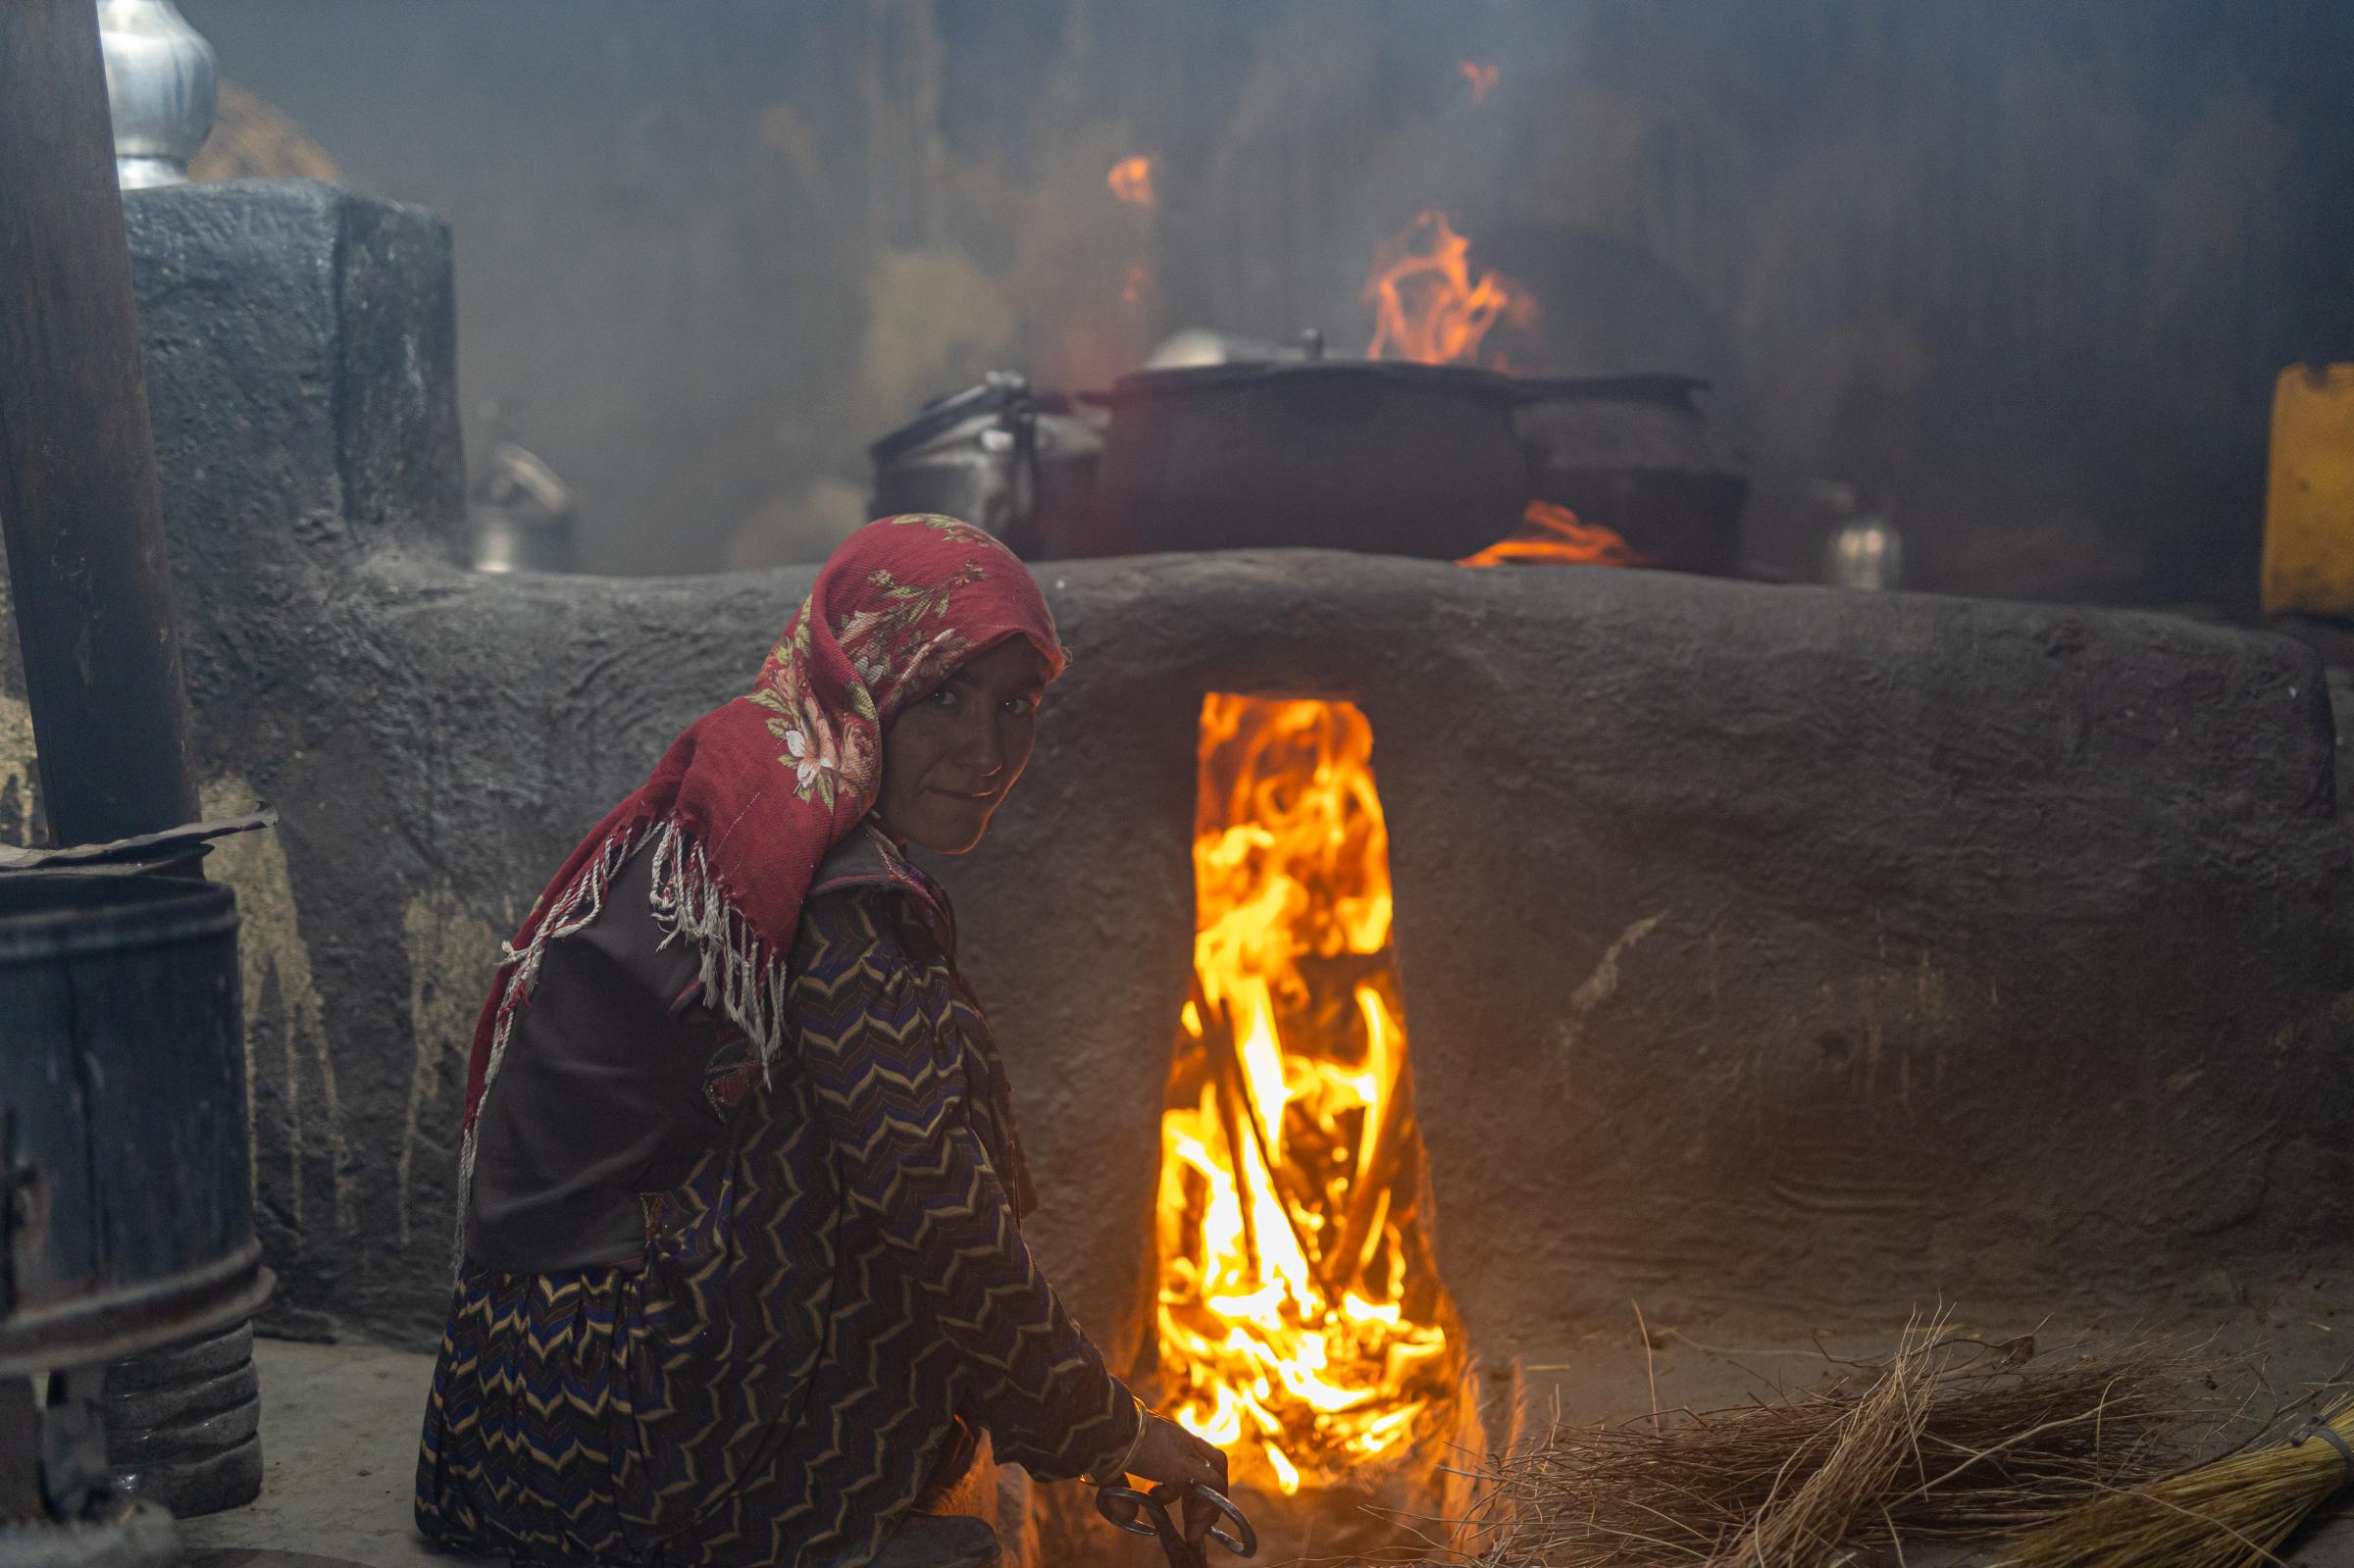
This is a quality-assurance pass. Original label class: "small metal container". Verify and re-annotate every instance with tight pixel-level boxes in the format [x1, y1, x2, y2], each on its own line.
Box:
[468, 442, 578, 574]
[469, 511, 578, 574]
[1825, 519, 1905, 591]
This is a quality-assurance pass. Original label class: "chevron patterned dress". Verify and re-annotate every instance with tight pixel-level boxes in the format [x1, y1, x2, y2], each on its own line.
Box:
[415, 874, 1140, 1567]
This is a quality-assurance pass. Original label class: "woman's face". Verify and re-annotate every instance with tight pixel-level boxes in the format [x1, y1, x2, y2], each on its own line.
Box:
[877, 637, 1049, 854]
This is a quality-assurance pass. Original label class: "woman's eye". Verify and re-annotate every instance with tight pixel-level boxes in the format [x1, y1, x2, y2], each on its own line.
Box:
[929, 686, 960, 708]
[1004, 695, 1040, 717]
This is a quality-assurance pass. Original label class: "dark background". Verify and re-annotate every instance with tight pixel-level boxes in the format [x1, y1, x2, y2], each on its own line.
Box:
[179, 0, 2354, 606]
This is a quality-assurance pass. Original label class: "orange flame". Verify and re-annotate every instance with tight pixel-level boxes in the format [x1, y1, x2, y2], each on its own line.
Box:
[1363, 212, 1537, 370]
[1121, 262, 1154, 306]
[1156, 695, 1457, 1495]
[1459, 61, 1499, 105]
[1108, 155, 1156, 208]
[1458, 500, 1644, 568]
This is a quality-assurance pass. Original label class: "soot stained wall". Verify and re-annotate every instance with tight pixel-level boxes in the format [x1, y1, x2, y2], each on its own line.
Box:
[4, 183, 2350, 1365]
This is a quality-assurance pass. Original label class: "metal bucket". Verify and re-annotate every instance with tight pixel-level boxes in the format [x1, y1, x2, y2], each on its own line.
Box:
[0, 873, 269, 1376]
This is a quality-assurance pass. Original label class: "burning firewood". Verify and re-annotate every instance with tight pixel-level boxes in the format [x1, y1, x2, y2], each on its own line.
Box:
[1156, 695, 1460, 1498]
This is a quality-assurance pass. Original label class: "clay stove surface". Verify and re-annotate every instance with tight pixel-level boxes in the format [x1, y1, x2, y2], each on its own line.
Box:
[181, 1291, 2354, 1568]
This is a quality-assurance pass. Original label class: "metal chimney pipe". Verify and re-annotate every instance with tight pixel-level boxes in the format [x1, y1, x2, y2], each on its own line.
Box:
[0, 0, 201, 845]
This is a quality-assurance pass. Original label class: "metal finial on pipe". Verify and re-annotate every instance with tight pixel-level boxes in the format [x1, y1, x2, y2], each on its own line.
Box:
[97, 0, 216, 189]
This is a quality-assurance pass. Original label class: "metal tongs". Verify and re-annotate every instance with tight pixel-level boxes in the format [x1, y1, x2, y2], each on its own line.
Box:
[1096, 1480, 1257, 1568]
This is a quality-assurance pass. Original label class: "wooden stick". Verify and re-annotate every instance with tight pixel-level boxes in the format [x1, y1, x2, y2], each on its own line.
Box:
[1192, 981, 1261, 1268]
[1321, 1021, 1412, 1295]
[0, 0, 199, 845]
[1196, 986, 1319, 1277]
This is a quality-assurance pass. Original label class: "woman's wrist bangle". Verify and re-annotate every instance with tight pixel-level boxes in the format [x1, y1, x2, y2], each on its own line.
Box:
[1086, 1393, 1151, 1485]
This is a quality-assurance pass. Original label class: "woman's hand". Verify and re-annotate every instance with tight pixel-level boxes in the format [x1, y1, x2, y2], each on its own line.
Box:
[1121, 1412, 1231, 1541]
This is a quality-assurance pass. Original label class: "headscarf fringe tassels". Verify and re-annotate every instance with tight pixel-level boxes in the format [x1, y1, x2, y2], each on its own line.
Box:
[644, 819, 793, 1074]
[452, 823, 647, 1268]
[451, 817, 793, 1269]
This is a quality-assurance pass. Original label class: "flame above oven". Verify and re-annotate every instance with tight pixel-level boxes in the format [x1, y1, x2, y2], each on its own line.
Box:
[1108, 155, 1156, 208]
[1156, 695, 1456, 1496]
[1458, 499, 1645, 568]
[1363, 211, 1536, 370]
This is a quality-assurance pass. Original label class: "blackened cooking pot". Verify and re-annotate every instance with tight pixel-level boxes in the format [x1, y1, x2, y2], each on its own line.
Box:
[1512, 374, 1748, 574]
[1085, 361, 1532, 560]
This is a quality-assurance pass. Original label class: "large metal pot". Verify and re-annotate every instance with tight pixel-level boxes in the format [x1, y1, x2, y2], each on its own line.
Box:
[1084, 361, 1532, 560]
[1511, 375, 1748, 575]
[0, 872, 267, 1377]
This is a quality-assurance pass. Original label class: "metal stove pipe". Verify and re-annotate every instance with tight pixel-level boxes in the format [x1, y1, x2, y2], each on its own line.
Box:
[0, 0, 200, 846]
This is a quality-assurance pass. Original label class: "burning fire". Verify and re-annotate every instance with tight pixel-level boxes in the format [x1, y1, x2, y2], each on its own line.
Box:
[1156, 695, 1456, 1495]
[1363, 211, 1536, 370]
[1107, 154, 1156, 208]
[1458, 61, 1499, 105]
[1458, 500, 1644, 568]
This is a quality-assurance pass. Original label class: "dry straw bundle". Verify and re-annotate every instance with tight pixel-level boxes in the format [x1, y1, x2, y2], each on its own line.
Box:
[1998, 1398, 2354, 1568]
[1423, 1315, 2194, 1568]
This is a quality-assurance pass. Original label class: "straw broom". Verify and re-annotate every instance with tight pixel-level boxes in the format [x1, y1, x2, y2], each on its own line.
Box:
[1413, 1324, 2192, 1568]
[1999, 1399, 2354, 1568]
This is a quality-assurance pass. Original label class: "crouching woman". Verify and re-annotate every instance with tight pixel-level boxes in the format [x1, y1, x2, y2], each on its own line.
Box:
[415, 515, 1223, 1568]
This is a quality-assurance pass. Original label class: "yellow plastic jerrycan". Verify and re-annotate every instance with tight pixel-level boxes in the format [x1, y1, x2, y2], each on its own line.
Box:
[2264, 363, 2354, 616]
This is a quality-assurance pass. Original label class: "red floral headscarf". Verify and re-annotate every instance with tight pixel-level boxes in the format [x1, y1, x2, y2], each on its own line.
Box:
[455, 515, 1066, 1242]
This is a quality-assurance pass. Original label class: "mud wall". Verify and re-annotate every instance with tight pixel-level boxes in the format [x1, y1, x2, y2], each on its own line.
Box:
[2, 183, 2350, 1370]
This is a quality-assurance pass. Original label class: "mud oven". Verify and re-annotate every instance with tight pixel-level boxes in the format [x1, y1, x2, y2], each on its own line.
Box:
[18, 180, 2346, 1563]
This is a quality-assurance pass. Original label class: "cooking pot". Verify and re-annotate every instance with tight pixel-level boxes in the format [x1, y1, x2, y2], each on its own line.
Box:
[868, 373, 1102, 559]
[1084, 361, 1532, 560]
[1512, 375, 1747, 574]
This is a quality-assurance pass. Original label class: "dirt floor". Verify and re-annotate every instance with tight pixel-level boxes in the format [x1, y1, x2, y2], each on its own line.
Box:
[174, 1287, 2354, 1568]
[173, 1340, 444, 1568]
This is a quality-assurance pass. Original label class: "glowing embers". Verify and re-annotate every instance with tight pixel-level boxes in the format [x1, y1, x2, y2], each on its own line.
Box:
[1155, 695, 1458, 1495]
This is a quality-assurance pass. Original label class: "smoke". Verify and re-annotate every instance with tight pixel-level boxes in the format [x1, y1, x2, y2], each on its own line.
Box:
[183, 0, 2353, 601]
